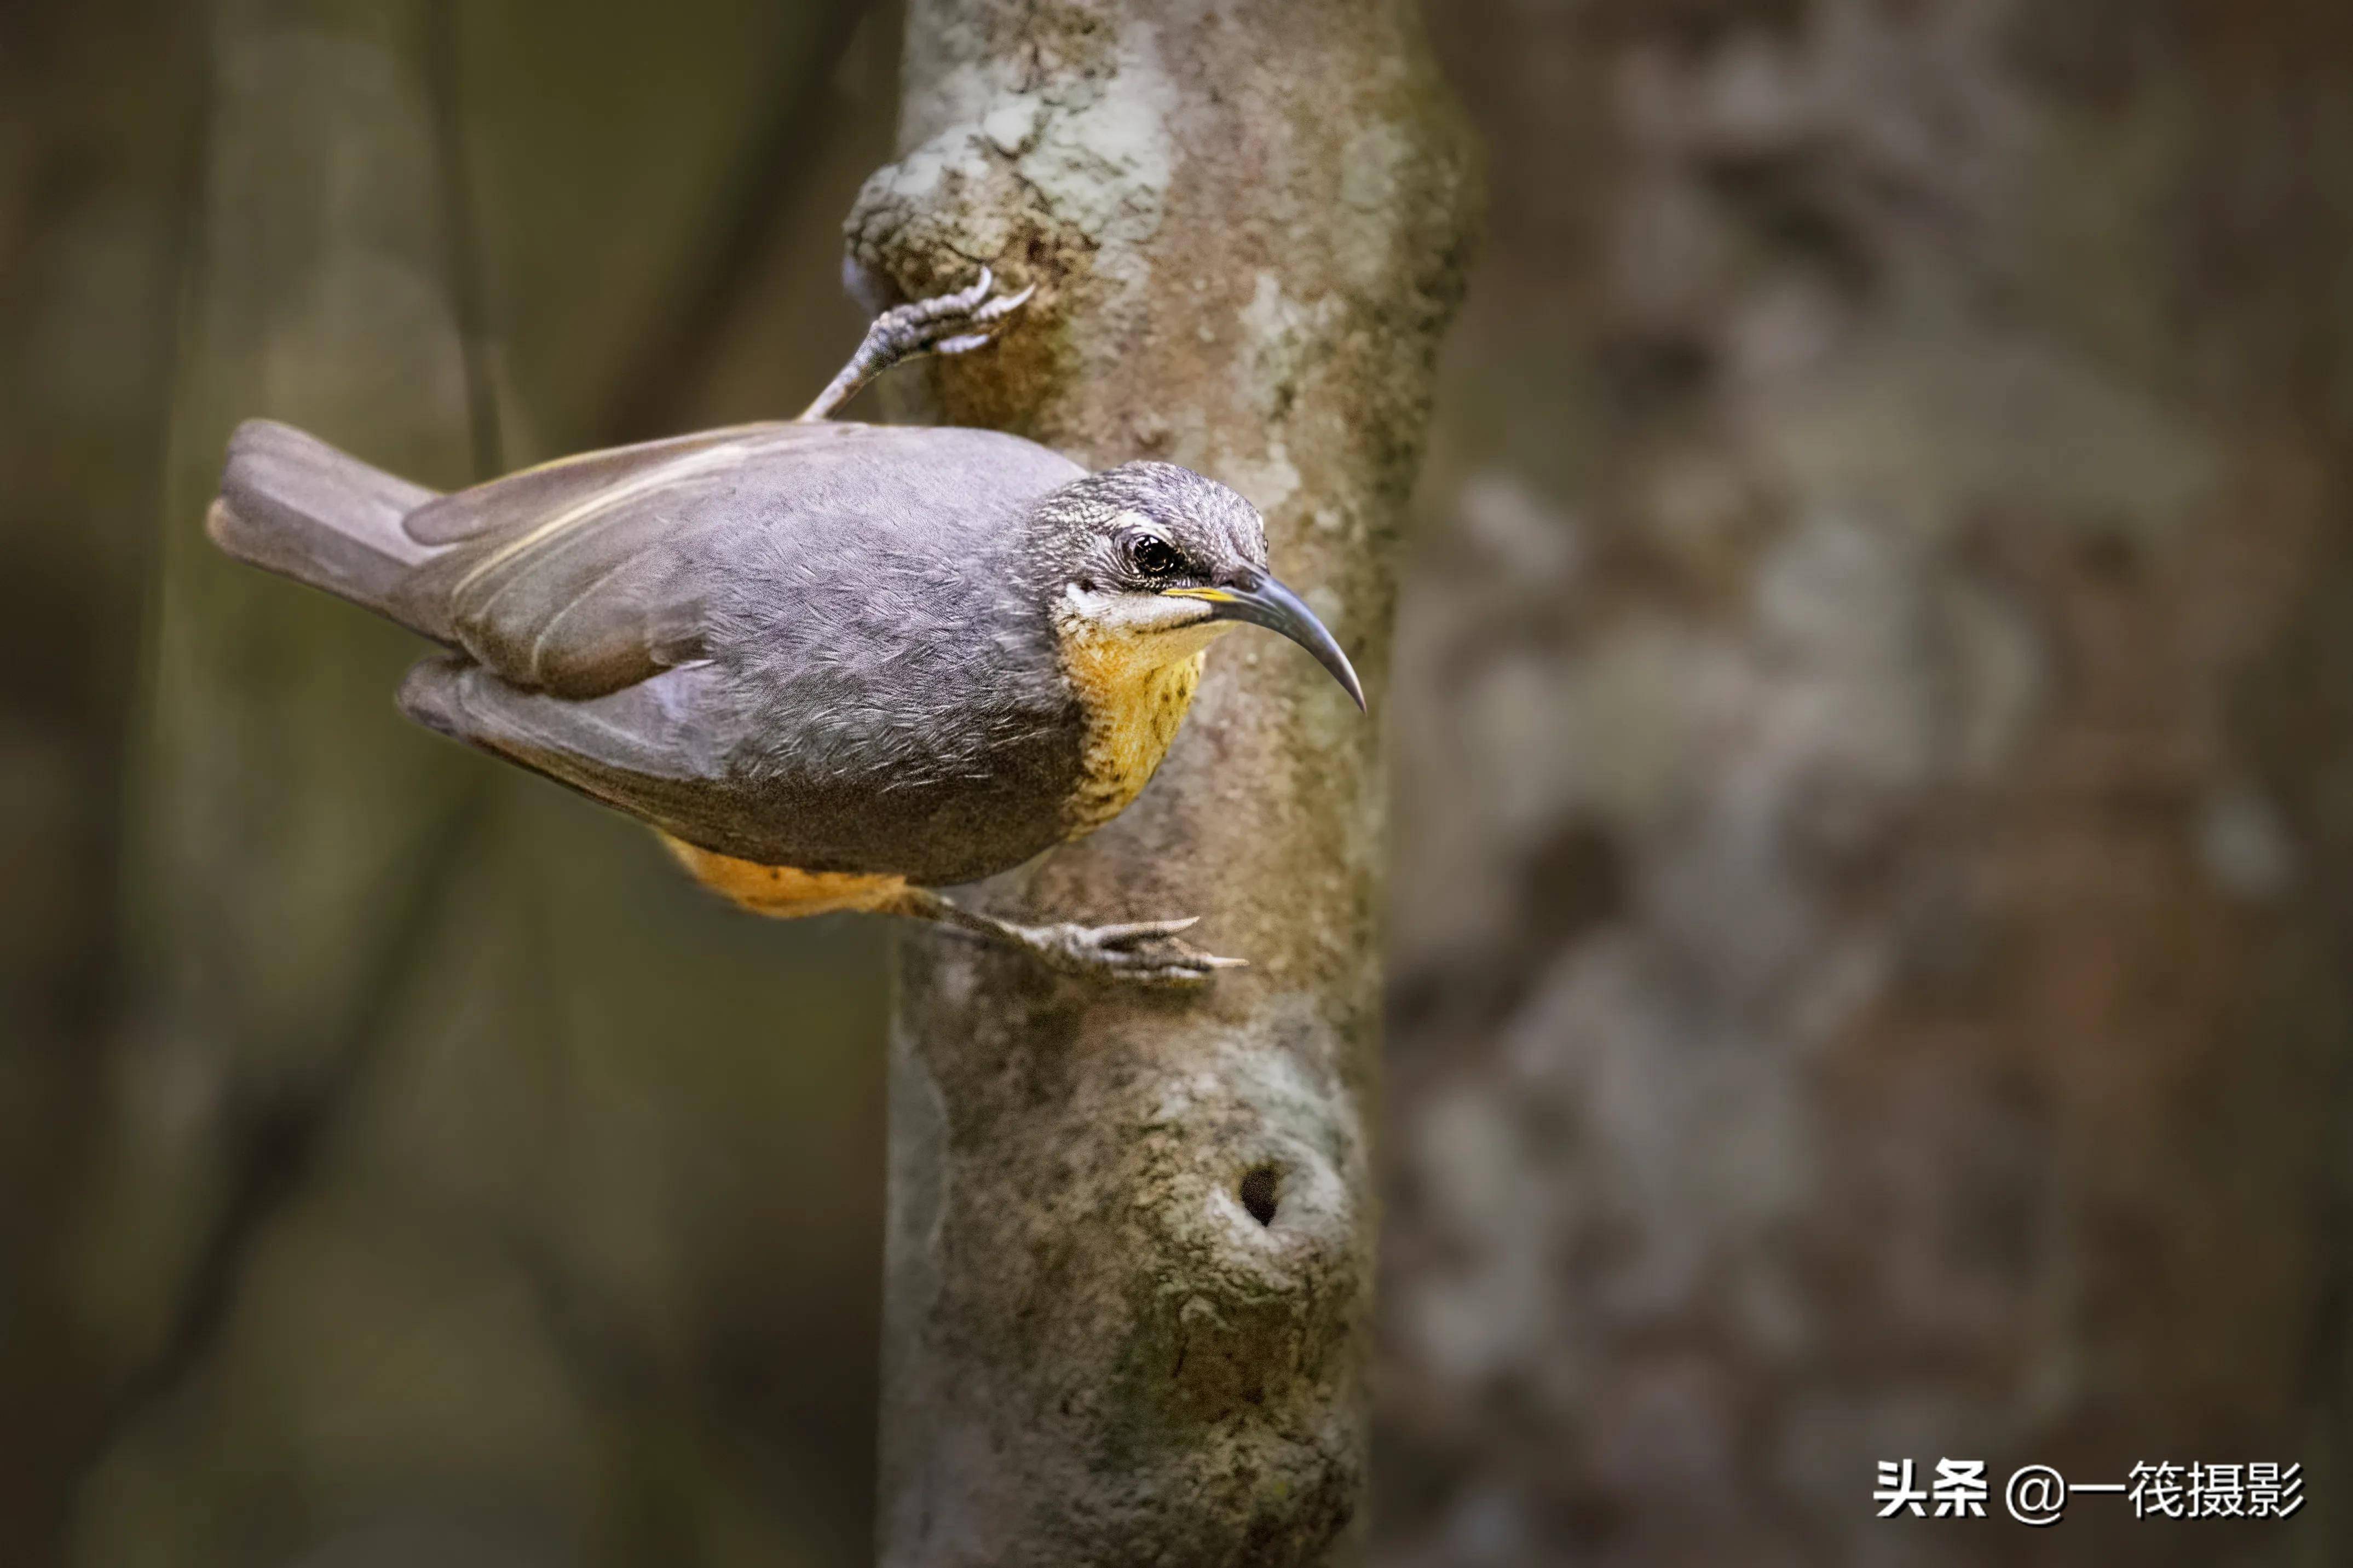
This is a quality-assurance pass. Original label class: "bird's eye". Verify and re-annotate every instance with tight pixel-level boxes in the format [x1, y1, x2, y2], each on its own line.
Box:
[1126, 535, 1183, 578]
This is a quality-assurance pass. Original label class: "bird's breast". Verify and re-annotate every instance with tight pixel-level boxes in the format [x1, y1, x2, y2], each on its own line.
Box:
[1055, 628, 1208, 839]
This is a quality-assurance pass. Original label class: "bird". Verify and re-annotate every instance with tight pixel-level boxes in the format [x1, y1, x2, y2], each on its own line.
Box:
[204, 269, 1363, 983]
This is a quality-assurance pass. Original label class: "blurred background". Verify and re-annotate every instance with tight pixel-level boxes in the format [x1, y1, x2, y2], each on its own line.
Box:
[5, 1, 2352, 1565]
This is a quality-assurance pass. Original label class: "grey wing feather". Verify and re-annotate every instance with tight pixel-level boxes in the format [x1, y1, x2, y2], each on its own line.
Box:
[402, 421, 831, 542]
[386, 422, 878, 699]
[398, 656, 769, 858]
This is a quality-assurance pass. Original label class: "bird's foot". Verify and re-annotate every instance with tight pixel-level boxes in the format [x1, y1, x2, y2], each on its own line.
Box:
[886, 888, 1245, 987]
[798, 266, 1036, 421]
[1010, 915, 1248, 988]
[879, 264, 1036, 358]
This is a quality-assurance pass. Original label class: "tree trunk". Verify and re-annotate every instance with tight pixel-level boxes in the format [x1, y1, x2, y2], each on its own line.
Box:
[846, 3, 1478, 1561]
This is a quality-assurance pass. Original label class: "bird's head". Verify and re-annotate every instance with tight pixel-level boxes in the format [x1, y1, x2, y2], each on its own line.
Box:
[1031, 460, 1364, 710]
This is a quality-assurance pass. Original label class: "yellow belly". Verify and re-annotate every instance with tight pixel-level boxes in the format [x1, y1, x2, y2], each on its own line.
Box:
[658, 832, 906, 917]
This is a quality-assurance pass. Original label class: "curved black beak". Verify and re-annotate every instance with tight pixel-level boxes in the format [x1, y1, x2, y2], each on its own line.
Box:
[1166, 570, 1365, 711]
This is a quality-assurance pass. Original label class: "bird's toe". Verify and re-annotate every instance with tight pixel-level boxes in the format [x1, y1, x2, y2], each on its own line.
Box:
[892, 268, 1033, 357]
[1025, 917, 1243, 986]
[1088, 915, 1202, 945]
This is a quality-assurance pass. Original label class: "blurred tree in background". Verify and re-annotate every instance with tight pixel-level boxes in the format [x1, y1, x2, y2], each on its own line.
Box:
[1382, 2, 2353, 1565]
[7, 1, 2353, 1565]
[5, 2, 899, 1563]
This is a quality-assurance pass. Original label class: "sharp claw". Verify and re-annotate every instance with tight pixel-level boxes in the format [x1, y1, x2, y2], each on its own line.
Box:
[933, 333, 993, 356]
[970, 283, 1035, 324]
[1083, 916, 1202, 946]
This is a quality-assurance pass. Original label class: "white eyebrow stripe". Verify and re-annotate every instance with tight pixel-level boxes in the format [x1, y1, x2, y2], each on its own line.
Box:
[452, 441, 754, 598]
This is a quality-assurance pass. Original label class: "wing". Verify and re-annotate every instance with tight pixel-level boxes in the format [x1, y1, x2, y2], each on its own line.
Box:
[388, 421, 890, 699]
[398, 656, 782, 860]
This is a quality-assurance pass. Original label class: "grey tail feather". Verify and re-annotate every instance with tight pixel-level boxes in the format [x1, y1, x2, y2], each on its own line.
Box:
[208, 419, 444, 625]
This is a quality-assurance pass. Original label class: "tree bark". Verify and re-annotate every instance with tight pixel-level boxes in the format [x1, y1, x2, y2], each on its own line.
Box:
[846, 3, 1477, 1561]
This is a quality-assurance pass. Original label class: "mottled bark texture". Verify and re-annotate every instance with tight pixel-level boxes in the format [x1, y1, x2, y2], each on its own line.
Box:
[845, 3, 1476, 1562]
[1379, 2, 2353, 1565]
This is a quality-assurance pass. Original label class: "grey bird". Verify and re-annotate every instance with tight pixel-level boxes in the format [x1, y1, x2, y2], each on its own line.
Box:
[205, 271, 1363, 983]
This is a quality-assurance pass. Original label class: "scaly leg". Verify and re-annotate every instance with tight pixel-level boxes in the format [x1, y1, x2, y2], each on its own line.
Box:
[797, 267, 1035, 423]
[884, 886, 1246, 988]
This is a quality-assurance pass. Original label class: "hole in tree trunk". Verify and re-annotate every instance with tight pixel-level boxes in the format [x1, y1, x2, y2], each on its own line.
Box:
[1239, 1165, 1280, 1226]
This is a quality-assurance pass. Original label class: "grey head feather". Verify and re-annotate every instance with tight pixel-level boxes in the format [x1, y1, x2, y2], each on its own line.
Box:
[1019, 461, 1271, 601]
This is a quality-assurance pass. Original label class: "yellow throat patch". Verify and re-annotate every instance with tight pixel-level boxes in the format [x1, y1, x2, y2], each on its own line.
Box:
[1054, 610, 1224, 838]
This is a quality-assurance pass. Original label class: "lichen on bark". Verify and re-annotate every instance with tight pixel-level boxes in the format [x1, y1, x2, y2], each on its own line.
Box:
[844, 2, 1479, 1561]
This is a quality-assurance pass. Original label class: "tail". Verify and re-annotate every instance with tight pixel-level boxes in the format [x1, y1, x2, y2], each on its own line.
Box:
[207, 419, 442, 620]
